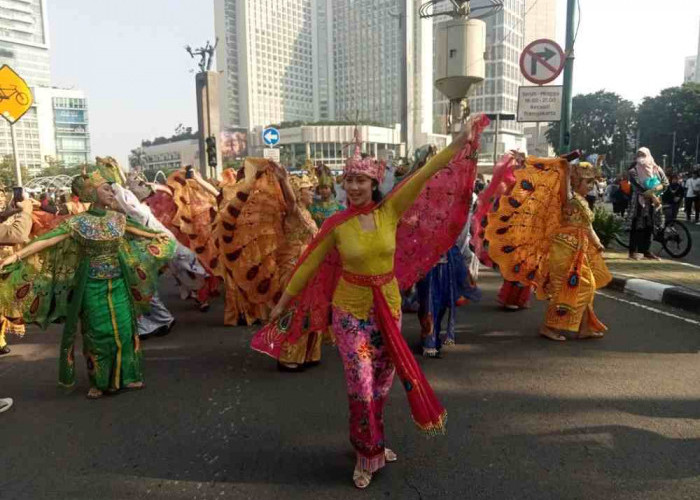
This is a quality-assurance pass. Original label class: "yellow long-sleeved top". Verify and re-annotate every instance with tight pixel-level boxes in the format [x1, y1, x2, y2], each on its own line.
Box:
[285, 146, 457, 320]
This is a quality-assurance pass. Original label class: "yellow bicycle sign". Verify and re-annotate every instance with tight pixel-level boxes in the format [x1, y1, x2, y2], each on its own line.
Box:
[0, 64, 33, 124]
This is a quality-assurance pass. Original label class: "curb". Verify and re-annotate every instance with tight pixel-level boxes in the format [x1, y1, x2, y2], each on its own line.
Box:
[606, 276, 700, 314]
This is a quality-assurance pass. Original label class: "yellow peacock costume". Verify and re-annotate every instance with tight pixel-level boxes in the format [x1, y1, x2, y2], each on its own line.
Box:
[485, 157, 612, 334]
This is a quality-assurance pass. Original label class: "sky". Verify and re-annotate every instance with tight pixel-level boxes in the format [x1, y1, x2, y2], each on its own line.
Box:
[48, 0, 700, 166]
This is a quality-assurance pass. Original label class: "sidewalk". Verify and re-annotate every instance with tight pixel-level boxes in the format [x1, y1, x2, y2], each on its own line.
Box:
[603, 250, 700, 313]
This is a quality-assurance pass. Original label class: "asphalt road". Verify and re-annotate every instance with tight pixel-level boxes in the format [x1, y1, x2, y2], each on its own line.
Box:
[1, 271, 699, 500]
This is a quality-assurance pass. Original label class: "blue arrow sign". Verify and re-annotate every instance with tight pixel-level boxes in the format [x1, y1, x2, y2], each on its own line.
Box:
[262, 127, 280, 146]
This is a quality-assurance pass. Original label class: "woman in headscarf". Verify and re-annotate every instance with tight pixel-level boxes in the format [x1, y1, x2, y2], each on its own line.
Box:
[0, 169, 175, 399]
[627, 147, 668, 260]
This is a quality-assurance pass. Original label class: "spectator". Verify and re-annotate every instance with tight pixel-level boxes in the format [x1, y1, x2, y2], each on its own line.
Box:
[0, 198, 34, 355]
[661, 174, 684, 221]
[38, 193, 57, 215]
[684, 170, 700, 224]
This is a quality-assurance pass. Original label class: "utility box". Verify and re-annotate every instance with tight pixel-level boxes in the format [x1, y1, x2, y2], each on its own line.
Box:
[435, 18, 486, 100]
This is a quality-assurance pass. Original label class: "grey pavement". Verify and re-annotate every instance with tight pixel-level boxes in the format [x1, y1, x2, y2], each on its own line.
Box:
[1, 271, 699, 500]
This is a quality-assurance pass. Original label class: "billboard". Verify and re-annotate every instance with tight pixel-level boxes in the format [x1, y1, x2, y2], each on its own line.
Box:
[55, 109, 86, 124]
[221, 127, 248, 163]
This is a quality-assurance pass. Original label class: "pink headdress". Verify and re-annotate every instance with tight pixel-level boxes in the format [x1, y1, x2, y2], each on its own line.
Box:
[343, 127, 386, 183]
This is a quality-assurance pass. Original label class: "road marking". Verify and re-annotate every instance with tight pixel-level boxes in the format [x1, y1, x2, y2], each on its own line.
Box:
[597, 291, 700, 327]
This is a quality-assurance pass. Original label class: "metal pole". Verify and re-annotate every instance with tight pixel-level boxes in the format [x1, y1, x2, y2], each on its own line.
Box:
[534, 121, 540, 156]
[10, 123, 22, 186]
[695, 133, 699, 166]
[559, 0, 577, 153]
[670, 131, 676, 172]
[493, 114, 500, 167]
[450, 99, 462, 139]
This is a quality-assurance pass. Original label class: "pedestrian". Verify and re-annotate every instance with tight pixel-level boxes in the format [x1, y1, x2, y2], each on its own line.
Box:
[486, 159, 612, 342]
[611, 174, 631, 216]
[254, 117, 489, 489]
[684, 170, 700, 224]
[585, 172, 598, 211]
[661, 174, 684, 221]
[0, 168, 175, 399]
[627, 148, 668, 260]
[0, 197, 33, 355]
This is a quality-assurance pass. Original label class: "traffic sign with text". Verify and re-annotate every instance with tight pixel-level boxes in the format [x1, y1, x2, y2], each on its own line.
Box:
[263, 148, 280, 162]
[517, 85, 563, 122]
[519, 39, 565, 85]
[262, 127, 280, 146]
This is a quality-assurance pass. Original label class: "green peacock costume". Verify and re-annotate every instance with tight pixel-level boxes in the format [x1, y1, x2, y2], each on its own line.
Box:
[0, 169, 174, 392]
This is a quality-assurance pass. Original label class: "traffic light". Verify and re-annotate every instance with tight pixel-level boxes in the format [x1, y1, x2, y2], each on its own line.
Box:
[205, 136, 217, 167]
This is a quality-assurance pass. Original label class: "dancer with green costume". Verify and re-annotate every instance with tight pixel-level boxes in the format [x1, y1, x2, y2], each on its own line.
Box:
[0, 168, 175, 399]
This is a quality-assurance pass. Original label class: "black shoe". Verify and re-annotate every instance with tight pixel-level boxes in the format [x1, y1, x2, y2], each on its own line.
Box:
[0, 346, 10, 356]
[304, 360, 321, 368]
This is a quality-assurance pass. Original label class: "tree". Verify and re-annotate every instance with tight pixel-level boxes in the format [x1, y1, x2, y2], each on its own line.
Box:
[0, 155, 29, 187]
[637, 83, 700, 171]
[546, 91, 637, 166]
[129, 147, 148, 170]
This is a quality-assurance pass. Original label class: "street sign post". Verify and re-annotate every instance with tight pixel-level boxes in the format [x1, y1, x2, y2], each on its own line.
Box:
[0, 64, 34, 186]
[263, 148, 280, 163]
[517, 86, 563, 122]
[262, 127, 280, 147]
[519, 39, 565, 85]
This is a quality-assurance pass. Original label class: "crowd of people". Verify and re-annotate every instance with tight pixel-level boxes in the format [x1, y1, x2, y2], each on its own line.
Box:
[1, 115, 688, 488]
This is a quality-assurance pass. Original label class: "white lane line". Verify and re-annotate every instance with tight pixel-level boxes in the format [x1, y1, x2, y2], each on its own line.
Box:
[597, 291, 700, 327]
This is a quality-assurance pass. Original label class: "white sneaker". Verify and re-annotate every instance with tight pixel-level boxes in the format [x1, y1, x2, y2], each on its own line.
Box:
[0, 398, 13, 413]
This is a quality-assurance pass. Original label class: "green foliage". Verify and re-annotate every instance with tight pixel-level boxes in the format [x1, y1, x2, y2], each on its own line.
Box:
[0, 154, 29, 187]
[546, 91, 636, 165]
[593, 207, 623, 248]
[141, 126, 198, 147]
[637, 83, 700, 170]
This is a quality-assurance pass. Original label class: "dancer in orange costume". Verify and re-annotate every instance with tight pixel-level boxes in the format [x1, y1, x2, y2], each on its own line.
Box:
[213, 159, 287, 325]
[486, 157, 612, 341]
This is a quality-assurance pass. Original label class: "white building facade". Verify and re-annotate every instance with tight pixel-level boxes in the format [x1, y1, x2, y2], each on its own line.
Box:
[215, 0, 319, 130]
[215, 0, 445, 155]
[0, 0, 51, 174]
[249, 123, 402, 171]
[34, 87, 91, 173]
[133, 139, 200, 174]
[0, 0, 92, 176]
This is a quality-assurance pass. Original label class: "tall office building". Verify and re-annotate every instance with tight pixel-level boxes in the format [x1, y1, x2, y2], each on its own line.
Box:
[215, 0, 320, 130]
[0, 0, 51, 173]
[216, 0, 444, 153]
[0, 0, 91, 175]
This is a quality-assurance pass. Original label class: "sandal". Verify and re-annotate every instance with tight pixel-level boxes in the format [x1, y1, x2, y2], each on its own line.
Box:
[125, 382, 145, 391]
[277, 362, 304, 372]
[539, 327, 566, 342]
[384, 448, 398, 463]
[352, 466, 372, 489]
[86, 387, 103, 399]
